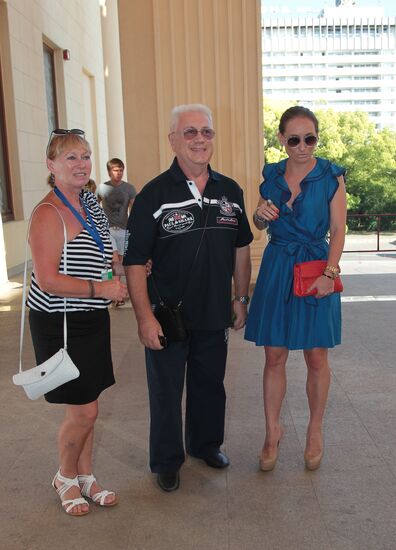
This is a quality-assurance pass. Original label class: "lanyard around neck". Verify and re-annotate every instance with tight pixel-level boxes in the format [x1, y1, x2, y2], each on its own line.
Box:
[53, 186, 105, 256]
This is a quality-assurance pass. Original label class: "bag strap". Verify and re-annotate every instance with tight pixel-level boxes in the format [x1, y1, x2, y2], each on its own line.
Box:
[18, 202, 68, 374]
[151, 198, 211, 306]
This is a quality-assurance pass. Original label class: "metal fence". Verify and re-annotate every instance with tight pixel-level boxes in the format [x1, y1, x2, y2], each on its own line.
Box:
[344, 213, 396, 253]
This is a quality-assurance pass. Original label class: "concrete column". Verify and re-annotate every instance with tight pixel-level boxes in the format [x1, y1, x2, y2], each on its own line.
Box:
[100, 0, 127, 177]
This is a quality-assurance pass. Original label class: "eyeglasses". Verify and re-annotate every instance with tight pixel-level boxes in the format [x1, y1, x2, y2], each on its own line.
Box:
[286, 134, 318, 148]
[46, 128, 85, 155]
[178, 127, 216, 141]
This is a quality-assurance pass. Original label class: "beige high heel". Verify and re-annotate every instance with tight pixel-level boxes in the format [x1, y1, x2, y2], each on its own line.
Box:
[304, 451, 323, 471]
[259, 428, 283, 472]
[304, 432, 324, 471]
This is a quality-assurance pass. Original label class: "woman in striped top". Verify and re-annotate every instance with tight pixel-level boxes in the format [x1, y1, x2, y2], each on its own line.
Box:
[28, 129, 128, 516]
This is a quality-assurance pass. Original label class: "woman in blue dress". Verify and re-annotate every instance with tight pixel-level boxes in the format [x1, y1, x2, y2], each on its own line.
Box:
[245, 106, 347, 471]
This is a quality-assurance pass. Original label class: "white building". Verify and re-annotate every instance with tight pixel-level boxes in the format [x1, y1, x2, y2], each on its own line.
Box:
[262, 1, 396, 130]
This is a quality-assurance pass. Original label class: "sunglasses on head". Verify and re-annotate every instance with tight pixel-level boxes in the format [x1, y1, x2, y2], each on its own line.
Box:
[181, 127, 216, 141]
[286, 134, 318, 148]
[46, 128, 85, 155]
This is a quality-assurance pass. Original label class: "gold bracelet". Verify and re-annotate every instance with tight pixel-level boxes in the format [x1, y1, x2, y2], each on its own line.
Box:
[325, 265, 340, 275]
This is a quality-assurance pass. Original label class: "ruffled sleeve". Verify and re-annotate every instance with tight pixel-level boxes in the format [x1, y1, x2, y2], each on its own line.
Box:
[83, 190, 110, 232]
[328, 162, 346, 202]
[259, 163, 278, 199]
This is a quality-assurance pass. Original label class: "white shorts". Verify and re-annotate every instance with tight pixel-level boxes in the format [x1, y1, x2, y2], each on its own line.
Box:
[110, 226, 127, 255]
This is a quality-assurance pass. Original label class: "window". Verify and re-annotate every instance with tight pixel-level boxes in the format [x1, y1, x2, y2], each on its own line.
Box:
[43, 43, 58, 133]
[0, 59, 12, 220]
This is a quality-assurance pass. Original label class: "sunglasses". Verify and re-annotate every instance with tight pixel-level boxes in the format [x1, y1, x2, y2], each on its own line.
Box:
[286, 134, 318, 148]
[46, 128, 85, 155]
[180, 127, 216, 141]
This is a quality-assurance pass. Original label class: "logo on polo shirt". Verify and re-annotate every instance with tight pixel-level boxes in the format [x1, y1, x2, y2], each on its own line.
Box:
[219, 196, 235, 216]
[162, 210, 195, 233]
[217, 217, 238, 226]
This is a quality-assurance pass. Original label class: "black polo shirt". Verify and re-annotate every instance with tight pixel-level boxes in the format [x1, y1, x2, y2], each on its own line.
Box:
[124, 158, 253, 330]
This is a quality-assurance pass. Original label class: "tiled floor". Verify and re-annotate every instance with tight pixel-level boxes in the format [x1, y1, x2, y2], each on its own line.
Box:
[1, 253, 396, 550]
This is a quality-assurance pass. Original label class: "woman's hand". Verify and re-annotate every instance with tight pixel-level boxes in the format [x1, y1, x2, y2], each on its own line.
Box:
[254, 199, 279, 226]
[232, 300, 248, 330]
[307, 275, 335, 298]
[96, 276, 128, 302]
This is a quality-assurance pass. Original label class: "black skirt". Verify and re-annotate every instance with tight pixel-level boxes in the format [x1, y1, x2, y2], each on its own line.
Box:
[29, 308, 115, 405]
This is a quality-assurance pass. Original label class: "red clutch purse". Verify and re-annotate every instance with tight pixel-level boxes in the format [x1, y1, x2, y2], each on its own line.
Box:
[293, 260, 343, 297]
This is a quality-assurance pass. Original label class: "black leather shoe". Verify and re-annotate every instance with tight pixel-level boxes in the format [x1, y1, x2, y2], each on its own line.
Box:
[157, 471, 180, 492]
[203, 450, 230, 469]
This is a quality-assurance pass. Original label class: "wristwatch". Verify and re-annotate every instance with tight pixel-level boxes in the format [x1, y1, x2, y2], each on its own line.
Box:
[234, 295, 250, 305]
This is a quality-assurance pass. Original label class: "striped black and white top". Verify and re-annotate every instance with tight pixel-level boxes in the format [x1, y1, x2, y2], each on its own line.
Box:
[27, 191, 113, 312]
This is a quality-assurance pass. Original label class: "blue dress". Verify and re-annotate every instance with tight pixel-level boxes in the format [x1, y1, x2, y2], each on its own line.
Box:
[244, 157, 345, 350]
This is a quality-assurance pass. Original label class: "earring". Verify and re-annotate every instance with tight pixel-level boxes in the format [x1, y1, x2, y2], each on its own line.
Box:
[48, 173, 55, 187]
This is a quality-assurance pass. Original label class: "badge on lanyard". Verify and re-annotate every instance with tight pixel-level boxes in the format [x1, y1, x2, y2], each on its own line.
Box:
[101, 269, 113, 281]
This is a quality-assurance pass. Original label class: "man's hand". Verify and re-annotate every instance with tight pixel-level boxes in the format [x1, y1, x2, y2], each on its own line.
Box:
[138, 316, 165, 350]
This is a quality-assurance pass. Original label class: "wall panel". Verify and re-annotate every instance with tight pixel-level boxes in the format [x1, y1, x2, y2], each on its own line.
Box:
[118, 0, 266, 279]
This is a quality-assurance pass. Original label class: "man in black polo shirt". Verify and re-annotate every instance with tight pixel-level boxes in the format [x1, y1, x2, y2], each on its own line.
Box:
[124, 104, 253, 492]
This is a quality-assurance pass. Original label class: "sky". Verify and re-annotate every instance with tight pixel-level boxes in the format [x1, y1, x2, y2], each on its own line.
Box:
[262, 0, 396, 17]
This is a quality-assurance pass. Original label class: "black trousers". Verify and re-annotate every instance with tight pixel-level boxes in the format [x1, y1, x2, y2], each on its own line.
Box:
[145, 329, 228, 473]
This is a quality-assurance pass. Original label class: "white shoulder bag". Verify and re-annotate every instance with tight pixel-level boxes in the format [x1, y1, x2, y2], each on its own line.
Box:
[12, 203, 80, 400]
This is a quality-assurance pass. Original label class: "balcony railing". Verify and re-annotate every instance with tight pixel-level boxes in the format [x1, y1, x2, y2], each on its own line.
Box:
[344, 213, 396, 252]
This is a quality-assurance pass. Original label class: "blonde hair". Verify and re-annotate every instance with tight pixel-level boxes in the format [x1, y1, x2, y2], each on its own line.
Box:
[47, 133, 91, 161]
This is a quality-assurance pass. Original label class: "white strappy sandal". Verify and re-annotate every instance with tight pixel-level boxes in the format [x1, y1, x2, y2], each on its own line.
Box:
[52, 469, 90, 516]
[78, 474, 118, 507]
